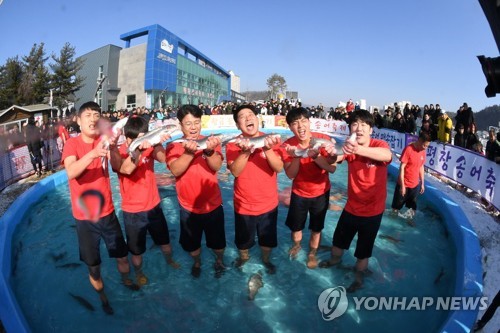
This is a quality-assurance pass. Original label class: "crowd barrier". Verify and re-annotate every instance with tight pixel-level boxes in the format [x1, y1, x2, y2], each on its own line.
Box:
[0, 139, 62, 192]
[1, 116, 499, 211]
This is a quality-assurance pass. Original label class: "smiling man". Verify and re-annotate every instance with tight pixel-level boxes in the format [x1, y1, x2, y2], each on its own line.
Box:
[282, 107, 337, 269]
[319, 109, 392, 292]
[226, 104, 284, 274]
[165, 104, 226, 278]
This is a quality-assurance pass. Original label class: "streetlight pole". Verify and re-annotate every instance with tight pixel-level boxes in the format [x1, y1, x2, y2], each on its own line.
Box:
[94, 76, 107, 105]
[47, 88, 53, 172]
[158, 86, 169, 109]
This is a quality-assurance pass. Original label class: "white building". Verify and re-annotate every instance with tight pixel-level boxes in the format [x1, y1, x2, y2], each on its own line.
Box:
[229, 70, 240, 93]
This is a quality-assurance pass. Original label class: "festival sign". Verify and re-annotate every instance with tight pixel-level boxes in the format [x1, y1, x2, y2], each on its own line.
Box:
[425, 142, 499, 209]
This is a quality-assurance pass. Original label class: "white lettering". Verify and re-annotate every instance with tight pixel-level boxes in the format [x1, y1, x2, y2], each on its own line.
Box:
[157, 53, 176, 64]
[436, 297, 449, 310]
[450, 297, 461, 310]
[378, 297, 392, 310]
[406, 297, 420, 310]
[479, 297, 488, 311]
[348, 295, 488, 313]
[364, 297, 378, 311]
[422, 297, 434, 310]
[352, 297, 365, 310]
[393, 297, 406, 309]
[462, 297, 480, 310]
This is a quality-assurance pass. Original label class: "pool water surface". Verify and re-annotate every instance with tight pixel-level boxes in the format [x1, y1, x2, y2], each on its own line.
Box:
[10, 148, 456, 333]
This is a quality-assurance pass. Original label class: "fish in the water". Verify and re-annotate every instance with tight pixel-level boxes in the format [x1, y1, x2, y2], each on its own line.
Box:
[69, 292, 95, 312]
[56, 263, 82, 269]
[50, 251, 67, 262]
[248, 272, 264, 301]
[434, 267, 445, 284]
[379, 234, 403, 244]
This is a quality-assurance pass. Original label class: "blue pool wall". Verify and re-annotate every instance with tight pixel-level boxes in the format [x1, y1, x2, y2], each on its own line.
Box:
[0, 128, 483, 333]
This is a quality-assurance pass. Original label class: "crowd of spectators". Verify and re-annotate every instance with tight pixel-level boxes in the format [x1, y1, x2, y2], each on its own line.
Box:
[0, 99, 494, 161]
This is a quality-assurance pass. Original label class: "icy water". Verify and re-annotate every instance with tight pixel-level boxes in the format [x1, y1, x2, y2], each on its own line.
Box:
[11, 145, 456, 333]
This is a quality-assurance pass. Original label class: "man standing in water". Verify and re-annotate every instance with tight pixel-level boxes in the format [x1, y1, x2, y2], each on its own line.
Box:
[391, 131, 431, 226]
[226, 104, 284, 274]
[320, 109, 392, 292]
[110, 116, 180, 286]
[165, 104, 226, 278]
[62, 101, 137, 314]
[282, 107, 337, 269]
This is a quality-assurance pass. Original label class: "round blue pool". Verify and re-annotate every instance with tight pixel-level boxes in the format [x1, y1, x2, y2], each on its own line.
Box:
[0, 128, 483, 333]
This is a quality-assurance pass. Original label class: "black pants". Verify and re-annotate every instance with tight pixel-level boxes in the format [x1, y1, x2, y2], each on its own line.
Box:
[30, 152, 43, 172]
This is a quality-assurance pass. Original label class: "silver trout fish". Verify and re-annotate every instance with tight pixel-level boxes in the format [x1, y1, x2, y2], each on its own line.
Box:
[247, 272, 263, 301]
[293, 133, 356, 158]
[293, 137, 336, 158]
[128, 124, 179, 159]
[171, 133, 236, 150]
[228, 133, 282, 153]
[100, 117, 130, 168]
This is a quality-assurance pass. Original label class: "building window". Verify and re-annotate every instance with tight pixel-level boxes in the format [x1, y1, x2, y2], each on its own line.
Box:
[98, 65, 104, 80]
[126, 95, 136, 109]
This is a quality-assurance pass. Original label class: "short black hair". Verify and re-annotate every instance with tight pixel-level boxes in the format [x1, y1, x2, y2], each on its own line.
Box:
[286, 107, 309, 125]
[78, 101, 101, 115]
[177, 104, 202, 122]
[232, 104, 257, 123]
[123, 116, 148, 139]
[347, 109, 374, 128]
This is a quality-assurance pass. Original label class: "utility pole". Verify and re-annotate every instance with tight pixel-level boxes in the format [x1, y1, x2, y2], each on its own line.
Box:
[94, 76, 107, 105]
[158, 86, 169, 109]
[48, 88, 54, 172]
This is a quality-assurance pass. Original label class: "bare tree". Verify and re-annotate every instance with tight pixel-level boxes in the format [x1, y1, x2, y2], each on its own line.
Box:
[266, 73, 287, 101]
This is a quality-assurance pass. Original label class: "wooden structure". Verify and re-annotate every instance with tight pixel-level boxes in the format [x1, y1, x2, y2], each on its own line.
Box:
[0, 104, 57, 130]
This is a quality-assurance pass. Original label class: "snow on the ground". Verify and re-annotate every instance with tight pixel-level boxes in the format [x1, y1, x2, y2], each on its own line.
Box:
[425, 175, 499, 333]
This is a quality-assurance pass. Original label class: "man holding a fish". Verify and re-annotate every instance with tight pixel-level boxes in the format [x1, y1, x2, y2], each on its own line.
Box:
[320, 109, 392, 293]
[62, 101, 137, 315]
[109, 116, 180, 286]
[165, 104, 227, 278]
[281, 107, 338, 269]
[226, 104, 285, 274]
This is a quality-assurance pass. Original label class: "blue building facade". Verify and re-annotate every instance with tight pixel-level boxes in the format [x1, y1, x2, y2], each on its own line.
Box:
[119, 24, 231, 110]
[75, 24, 231, 111]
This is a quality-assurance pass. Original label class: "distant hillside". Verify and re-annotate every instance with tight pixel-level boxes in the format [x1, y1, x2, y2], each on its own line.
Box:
[474, 105, 500, 131]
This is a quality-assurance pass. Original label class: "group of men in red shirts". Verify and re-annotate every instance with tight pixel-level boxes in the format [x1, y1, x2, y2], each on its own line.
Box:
[62, 101, 431, 312]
